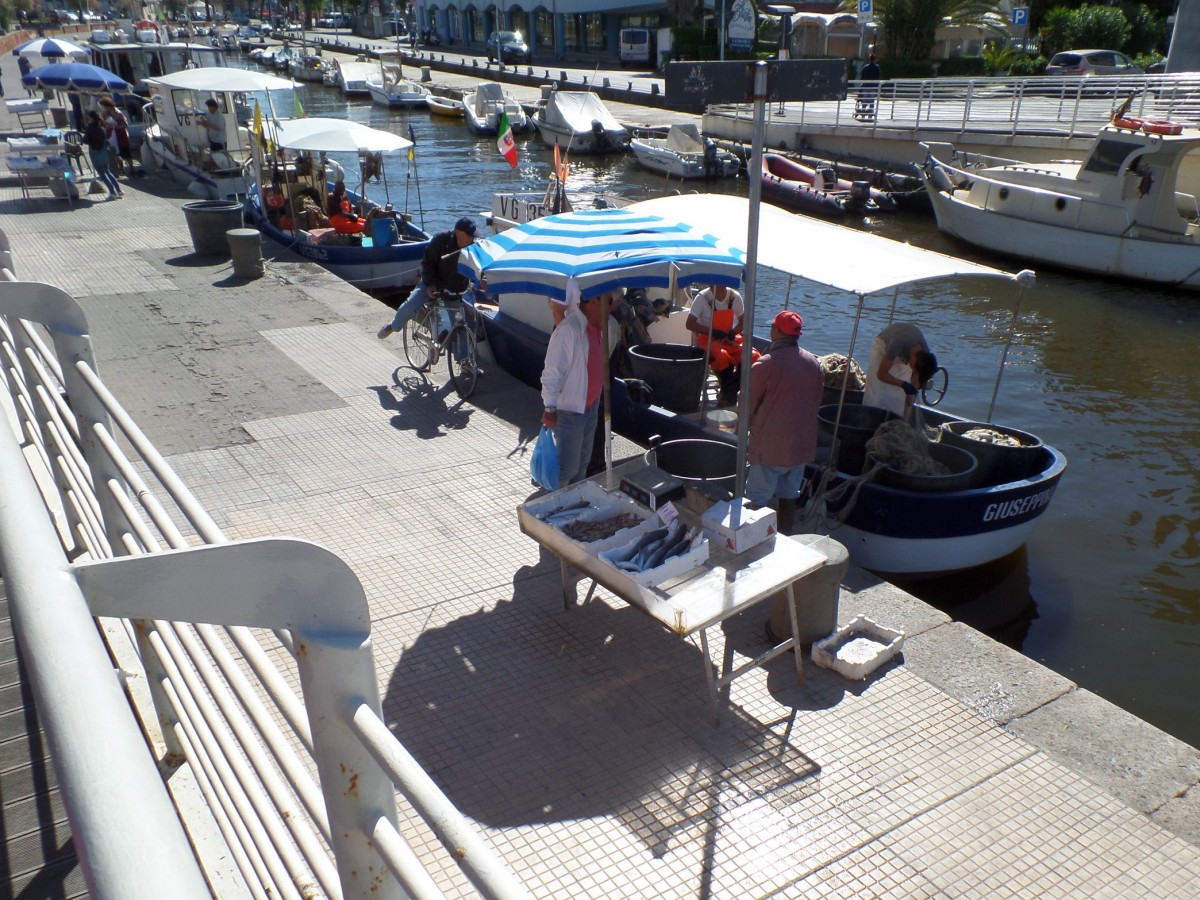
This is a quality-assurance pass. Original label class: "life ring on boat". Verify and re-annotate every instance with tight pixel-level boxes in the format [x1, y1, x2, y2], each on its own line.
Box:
[1111, 115, 1184, 136]
[265, 188, 286, 209]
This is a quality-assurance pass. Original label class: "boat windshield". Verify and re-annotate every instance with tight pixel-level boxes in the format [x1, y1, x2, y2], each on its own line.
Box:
[1083, 138, 1143, 175]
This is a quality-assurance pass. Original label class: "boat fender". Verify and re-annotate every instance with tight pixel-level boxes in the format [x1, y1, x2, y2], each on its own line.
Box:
[930, 164, 955, 194]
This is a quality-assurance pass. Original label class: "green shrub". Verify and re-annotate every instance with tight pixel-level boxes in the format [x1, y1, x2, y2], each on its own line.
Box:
[1010, 55, 1048, 76]
[883, 58, 936, 79]
[937, 56, 987, 77]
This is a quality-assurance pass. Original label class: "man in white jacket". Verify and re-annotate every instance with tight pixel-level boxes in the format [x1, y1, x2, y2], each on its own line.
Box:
[541, 284, 610, 487]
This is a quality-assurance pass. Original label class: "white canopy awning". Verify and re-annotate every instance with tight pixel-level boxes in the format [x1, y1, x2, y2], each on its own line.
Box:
[146, 67, 296, 92]
[626, 193, 1019, 295]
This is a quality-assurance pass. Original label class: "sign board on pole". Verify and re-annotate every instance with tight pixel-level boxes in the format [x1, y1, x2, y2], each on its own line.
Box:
[1011, 6, 1029, 26]
[665, 59, 846, 112]
[728, 0, 756, 52]
[857, 0, 873, 22]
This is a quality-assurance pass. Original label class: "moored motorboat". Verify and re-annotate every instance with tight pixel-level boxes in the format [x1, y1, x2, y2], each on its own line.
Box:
[288, 51, 330, 83]
[463, 82, 530, 135]
[920, 107, 1200, 290]
[425, 93, 465, 118]
[761, 153, 875, 218]
[332, 57, 376, 98]
[629, 123, 740, 180]
[472, 193, 1066, 577]
[141, 67, 296, 200]
[366, 53, 430, 108]
[244, 117, 432, 291]
[532, 90, 630, 154]
[489, 146, 626, 231]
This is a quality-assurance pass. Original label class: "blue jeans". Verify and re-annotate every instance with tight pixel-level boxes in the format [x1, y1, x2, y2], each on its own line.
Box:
[554, 401, 598, 487]
[390, 284, 475, 359]
[746, 464, 807, 506]
[89, 148, 120, 196]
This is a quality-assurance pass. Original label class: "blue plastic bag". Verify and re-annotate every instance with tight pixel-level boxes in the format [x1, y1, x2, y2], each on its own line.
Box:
[530, 425, 560, 491]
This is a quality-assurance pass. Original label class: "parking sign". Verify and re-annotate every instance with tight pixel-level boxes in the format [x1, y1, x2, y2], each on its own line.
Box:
[858, 0, 873, 21]
[1012, 7, 1029, 26]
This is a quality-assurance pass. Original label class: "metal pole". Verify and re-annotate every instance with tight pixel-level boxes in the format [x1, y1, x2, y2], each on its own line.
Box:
[719, 0, 726, 61]
[733, 60, 768, 503]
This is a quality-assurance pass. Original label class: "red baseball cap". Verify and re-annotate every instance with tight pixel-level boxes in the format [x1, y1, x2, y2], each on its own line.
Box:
[774, 310, 803, 336]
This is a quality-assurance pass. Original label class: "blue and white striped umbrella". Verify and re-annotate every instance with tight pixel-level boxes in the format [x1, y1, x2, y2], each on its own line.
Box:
[13, 37, 91, 61]
[459, 207, 745, 302]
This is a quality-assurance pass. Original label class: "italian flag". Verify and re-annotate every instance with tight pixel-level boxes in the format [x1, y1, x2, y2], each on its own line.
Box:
[497, 112, 518, 168]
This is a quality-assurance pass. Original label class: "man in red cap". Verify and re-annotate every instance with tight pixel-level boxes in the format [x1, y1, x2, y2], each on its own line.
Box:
[746, 310, 823, 533]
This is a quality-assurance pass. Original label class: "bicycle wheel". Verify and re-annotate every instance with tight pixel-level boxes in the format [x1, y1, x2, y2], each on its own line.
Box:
[402, 305, 435, 372]
[446, 324, 479, 399]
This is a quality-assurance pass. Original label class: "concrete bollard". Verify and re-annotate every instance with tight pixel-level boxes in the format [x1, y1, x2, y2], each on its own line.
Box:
[603, 77, 610, 88]
[540, 84, 554, 101]
[651, 83, 660, 96]
[421, 65, 431, 82]
[227, 228, 264, 279]
[767, 534, 849, 645]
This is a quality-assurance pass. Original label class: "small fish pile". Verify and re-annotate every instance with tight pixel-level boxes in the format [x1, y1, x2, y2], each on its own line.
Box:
[865, 420, 949, 475]
[818, 353, 865, 390]
[601, 520, 696, 574]
[962, 427, 1027, 448]
[537, 500, 595, 526]
[562, 512, 643, 543]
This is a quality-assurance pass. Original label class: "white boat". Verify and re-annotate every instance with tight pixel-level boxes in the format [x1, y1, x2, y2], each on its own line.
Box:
[288, 51, 329, 82]
[629, 123, 740, 180]
[532, 91, 629, 154]
[462, 82, 530, 135]
[141, 67, 295, 200]
[333, 58, 377, 98]
[921, 110, 1200, 290]
[366, 53, 429, 108]
[424, 94, 464, 118]
[475, 193, 1066, 577]
[490, 147, 626, 231]
[244, 117, 433, 291]
[89, 25, 229, 109]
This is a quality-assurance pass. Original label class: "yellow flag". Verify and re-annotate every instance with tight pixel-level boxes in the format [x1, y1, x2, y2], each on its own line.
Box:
[294, 93, 305, 118]
[253, 101, 264, 147]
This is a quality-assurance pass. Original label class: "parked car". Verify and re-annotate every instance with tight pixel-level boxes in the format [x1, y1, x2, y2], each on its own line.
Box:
[1044, 49, 1143, 76]
[486, 30, 529, 64]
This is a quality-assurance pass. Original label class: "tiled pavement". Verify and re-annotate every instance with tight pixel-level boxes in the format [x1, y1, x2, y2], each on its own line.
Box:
[3, 60, 1200, 898]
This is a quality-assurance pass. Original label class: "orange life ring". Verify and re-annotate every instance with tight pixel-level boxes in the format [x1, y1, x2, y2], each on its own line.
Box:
[1112, 115, 1183, 136]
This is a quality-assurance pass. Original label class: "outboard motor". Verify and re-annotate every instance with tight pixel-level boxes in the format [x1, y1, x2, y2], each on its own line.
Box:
[846, 180, 873, 214]
[591, 119, 607, 151]
[703, 138, 719, 177]
[816, 165, 838, 192]
[624, 379, 654, 408]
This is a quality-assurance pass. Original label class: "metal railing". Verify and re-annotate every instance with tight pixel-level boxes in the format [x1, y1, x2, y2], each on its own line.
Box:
[714, 73, 1200, 141]
[0, 238, 529, 899]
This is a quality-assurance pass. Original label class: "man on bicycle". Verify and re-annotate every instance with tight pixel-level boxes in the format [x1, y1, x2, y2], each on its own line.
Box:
[378, 217, 481, 374]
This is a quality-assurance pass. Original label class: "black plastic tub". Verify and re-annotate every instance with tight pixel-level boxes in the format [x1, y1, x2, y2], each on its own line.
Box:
[645, 438, 738, 497]
[869, 442, 978, 492]
[628, 343, 707, 413]
[938, 421, 1045, 487]
[817, 403, 896, 475]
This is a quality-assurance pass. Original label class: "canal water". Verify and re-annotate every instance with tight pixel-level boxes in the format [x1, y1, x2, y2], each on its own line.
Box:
[298, 85, 1200, 749]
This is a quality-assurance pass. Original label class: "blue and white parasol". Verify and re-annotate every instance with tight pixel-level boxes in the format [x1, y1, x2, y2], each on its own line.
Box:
[13, 37, 92, 61]
[21, 62, 129, 92]
[459, 207, 745, 302]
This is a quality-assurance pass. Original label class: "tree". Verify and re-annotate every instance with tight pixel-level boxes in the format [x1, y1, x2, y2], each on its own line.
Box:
[868, 0, 999, 62]
[1073, 4, 1131, 49]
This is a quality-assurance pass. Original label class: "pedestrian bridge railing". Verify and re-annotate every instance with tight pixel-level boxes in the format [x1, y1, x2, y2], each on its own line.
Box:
[712, 72, 1200, 141]
[0, 236, 528, 899]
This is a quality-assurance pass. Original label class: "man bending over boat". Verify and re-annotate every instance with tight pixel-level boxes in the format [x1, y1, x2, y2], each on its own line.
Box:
[685, 283, 745, 406]
[746, 311, 823, 533]
[862, 322, 937, 419]
[377, 217, 481, 376]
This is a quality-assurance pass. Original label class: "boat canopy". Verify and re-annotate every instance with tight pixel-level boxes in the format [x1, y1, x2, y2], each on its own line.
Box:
[145, 66, 296, 92]
[272, 117, 413, 153]
[664, 123, 706, 154]
[627, 193, 1018, 296]
[541, 91, 625, 135]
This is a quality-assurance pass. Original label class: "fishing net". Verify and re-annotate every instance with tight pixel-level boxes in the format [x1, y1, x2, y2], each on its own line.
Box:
[961, 426, 1026, 447]
[818, 353, 865, 390]
[864, 419, 949, 475]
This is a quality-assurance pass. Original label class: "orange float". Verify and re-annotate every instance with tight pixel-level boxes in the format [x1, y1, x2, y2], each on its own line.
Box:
[1111, 114, 1184, 136]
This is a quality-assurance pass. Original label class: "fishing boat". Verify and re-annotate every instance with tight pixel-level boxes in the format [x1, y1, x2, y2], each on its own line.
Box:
[88, 22, 229, 110]
[920, 106, 1200, 290]
[629, 124, 741, 180]
[288, 51, 330, 83]
[761, 153, 876, 218]
[462, 82, 530, 135]
[532, 91, 630, 154]
[470, 194, 1066, 577]
[141, 67, 295, 200]
[366, 52, 430, 108]
[425, 94, 465, 118]
[489, 146, 626, 231]
[243, 117, 432, 291]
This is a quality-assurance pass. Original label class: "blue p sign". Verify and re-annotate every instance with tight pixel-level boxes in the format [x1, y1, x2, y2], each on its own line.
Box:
[858, 0, 873, 16]
[1012, 7, 1029, 26]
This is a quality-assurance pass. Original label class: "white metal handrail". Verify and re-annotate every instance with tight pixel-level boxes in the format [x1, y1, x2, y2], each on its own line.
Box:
[717, 73, 1200, 141]
[0, 275, 530, 899]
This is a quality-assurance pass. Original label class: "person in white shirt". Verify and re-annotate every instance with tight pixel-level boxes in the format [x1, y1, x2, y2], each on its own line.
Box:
[685, 283, 745, 405]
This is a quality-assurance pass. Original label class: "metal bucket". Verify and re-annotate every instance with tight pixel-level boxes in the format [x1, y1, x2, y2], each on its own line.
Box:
[627, 343, 707, 413]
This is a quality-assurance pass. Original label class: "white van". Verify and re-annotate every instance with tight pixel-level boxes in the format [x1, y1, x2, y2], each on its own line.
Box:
[618, 28, 655, 68]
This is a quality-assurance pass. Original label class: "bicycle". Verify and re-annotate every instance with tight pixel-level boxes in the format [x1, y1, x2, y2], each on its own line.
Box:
[401, 289, 481, 399]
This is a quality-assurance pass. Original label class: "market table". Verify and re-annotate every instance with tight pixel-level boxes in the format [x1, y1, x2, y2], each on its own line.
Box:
[518, 465, 829, 723]
[4, 155, 80, 205]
